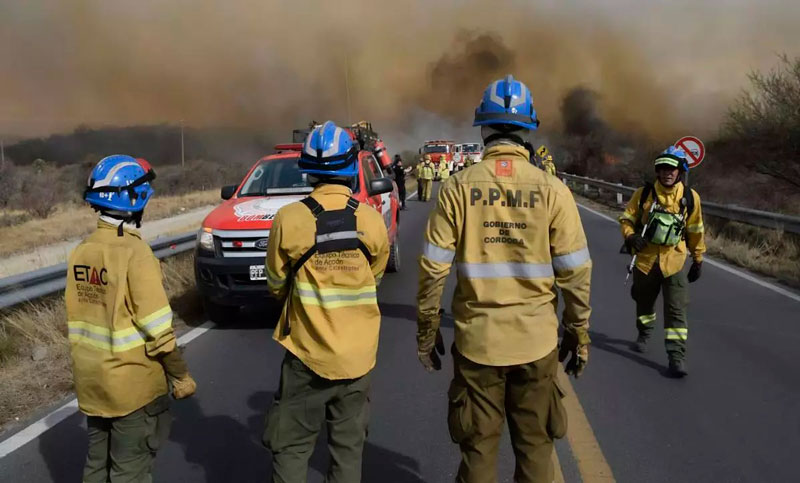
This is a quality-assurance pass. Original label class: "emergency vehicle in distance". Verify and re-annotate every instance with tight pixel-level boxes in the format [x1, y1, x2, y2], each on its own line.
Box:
[195, 124, 401, 321]
[419, 140, 454, 180]
[453, 142, 483, 172]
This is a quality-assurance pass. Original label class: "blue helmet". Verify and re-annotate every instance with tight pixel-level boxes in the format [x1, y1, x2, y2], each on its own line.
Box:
[84, 155, 156, 213]
[474, 75, 540, 130]
[655, 146, 689, 172]
[298, 121, 359, 178]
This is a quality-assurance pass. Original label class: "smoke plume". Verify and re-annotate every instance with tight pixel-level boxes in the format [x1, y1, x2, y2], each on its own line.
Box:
[1, 0, 799, 150]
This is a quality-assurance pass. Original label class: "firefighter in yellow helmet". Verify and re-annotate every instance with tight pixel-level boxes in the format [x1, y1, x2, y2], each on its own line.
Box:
[438, 156, 451, 183]
[68, 155, 196, 483]
[619, 146, 705, 377]
[418, 154, 436, 201]
[542, 154, 557, 176]
[263, 122, 389, 482]
[417, 75, 592, 482]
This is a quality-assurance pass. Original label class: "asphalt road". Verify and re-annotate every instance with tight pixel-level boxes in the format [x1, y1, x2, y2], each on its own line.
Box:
[1, 183, 799, 482]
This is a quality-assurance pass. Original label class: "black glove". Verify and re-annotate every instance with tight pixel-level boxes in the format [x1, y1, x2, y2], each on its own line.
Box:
[688, 261, 702, 283]
[626, 234, 647, 252]
[558, 331, 589, 378]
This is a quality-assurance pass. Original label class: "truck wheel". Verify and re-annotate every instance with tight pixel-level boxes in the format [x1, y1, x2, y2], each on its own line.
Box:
[202, 299, 239, 324]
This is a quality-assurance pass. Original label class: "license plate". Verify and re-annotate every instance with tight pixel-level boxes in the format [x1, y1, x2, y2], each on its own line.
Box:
[249, 265, 266, 281]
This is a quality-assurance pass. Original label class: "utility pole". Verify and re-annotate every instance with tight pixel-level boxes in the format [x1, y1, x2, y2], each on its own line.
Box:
[344, 53, 352, 125]
[180, 120, 185, 169]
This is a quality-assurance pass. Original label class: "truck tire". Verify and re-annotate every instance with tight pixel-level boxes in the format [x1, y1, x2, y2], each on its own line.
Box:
[386, 239, 400, 273]
[202, 299, 239, 324]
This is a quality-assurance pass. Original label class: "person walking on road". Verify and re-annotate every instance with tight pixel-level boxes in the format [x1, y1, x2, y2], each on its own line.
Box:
[620, 146, 705, 377]
[438, 156, 451, 182]
[67, 155, 197, 483]
[392, 154, 408, 209]
[542, 154, 557, 176]
[418, 154, 435, 201]
[263, 121, 389, 483]
[416, 75, 593, 483]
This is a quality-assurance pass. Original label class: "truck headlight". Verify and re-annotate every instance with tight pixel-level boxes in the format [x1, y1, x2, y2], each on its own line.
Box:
[197, 229, 214, 252]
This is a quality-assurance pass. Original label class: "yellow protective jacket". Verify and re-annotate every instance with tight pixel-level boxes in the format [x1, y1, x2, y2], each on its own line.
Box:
[619, 181, 706, 277]
[439, 162, 450, 180]
[65, 219, 177, 417]
[419, 162, 436, 180]
[266, 184, 389, 380]
[542, 159, 556, 176]
[417, 144, 593, 367]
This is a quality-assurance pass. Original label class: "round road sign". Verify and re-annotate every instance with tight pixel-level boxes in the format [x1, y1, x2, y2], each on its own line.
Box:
[674, 136, 705, 169]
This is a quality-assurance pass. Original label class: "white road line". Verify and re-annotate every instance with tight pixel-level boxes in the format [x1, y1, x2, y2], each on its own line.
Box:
[577, 202, 800, 303]
[407, 190, 418, 200]
[0, 320, 217, 458]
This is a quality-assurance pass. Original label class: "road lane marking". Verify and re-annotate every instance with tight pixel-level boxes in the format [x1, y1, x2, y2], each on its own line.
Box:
[576, 203, 800, 304]
[0, 320, 216, 458]
[552, 445, 566, 483]
[558, 371, 616, 482]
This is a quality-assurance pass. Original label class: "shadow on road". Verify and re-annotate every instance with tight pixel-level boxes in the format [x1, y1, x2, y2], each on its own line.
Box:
[588, 330, 676, 378]
[38, 411, 86, 482]
[169, 394, 268, 482]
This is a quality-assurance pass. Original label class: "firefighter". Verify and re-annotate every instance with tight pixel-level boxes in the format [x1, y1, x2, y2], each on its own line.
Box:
[619, 146, 705, 377]
[438, 156, 451, 182]
[419, 154, 435, 201]
[67, 155, 196, 483]
[392, 154, 407, 209]
[542, 154, 557, 176]
[263, 121, 389, 483]
[417, 75, 592, 483]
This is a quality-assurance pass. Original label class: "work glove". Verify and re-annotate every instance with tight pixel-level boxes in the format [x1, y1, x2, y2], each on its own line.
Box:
[626, 234, 648, 252]
[688, 261, 703, 283]
[558, 330, 590, 379]
[171, 374, 197, 399]
[417, 309, 446, 372]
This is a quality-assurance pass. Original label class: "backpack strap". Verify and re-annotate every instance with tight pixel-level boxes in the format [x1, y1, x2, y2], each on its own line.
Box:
[637, 182, 655, 229]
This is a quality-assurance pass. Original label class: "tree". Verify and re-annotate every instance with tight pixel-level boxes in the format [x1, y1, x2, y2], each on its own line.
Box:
[724, 54, 800, 189]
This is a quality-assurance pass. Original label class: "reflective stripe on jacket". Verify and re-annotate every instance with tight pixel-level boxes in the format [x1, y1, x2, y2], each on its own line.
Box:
[66, 220, 176, 417]
[266, 184, 389, 380]
[417, 144, 592, 366]
[619, 181, 706, 277]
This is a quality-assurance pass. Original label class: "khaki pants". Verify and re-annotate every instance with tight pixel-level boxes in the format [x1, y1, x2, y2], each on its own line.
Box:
[83, 395, 172, 483]
[448, 347, 566, 483]
[264, 352, 371, 483]
[420, 179, 433, 201]
[632, 265, 689, 360]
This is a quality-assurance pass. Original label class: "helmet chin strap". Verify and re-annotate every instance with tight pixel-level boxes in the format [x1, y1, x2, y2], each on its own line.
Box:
[98, 209, 144, 236]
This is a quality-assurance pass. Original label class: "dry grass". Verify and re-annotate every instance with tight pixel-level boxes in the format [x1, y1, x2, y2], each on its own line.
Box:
[0, 252, 201, 432]
[0, 189, 218, 258]
[571, 191, 800, 288]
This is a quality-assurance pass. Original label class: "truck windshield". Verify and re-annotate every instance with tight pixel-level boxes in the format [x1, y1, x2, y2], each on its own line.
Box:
[424, 145, 449, 154]
[238, 158, 312, 196]
[463, 144, 481, 153]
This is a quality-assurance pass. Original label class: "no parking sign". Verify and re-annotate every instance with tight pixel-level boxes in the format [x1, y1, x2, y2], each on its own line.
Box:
[674, 136, 705, 169]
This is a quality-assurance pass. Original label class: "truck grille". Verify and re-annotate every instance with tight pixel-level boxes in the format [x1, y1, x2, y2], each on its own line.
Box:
[212, 229, 270, 258]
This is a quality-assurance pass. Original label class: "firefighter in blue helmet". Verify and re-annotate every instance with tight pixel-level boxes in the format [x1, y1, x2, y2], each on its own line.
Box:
[263, 121, 389, 482]
[620, 146, 706, 377]
[68, 155, 196, 483]
[417, 75, 592, 482]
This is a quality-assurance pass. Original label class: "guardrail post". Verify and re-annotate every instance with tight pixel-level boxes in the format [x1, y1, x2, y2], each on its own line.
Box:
[616, 184, 623, 205]
[583, 183, 589, 194]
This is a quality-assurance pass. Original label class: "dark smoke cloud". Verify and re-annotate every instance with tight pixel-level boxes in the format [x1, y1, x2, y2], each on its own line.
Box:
[1, 0, 799, 151]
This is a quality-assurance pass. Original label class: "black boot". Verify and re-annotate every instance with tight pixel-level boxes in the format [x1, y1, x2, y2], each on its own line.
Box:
[668, 359, 688, 378]
[633, 335, 648, 353]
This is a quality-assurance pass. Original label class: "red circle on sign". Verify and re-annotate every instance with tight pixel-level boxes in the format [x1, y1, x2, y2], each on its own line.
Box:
[674, 136, 705, 169]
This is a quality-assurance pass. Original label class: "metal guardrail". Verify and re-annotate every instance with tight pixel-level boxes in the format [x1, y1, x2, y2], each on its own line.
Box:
[560, 173, 800, 235]
[0, 232, 197, 311]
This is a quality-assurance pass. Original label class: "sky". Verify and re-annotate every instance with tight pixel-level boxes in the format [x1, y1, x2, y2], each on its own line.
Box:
[1, 0, 798, 150]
